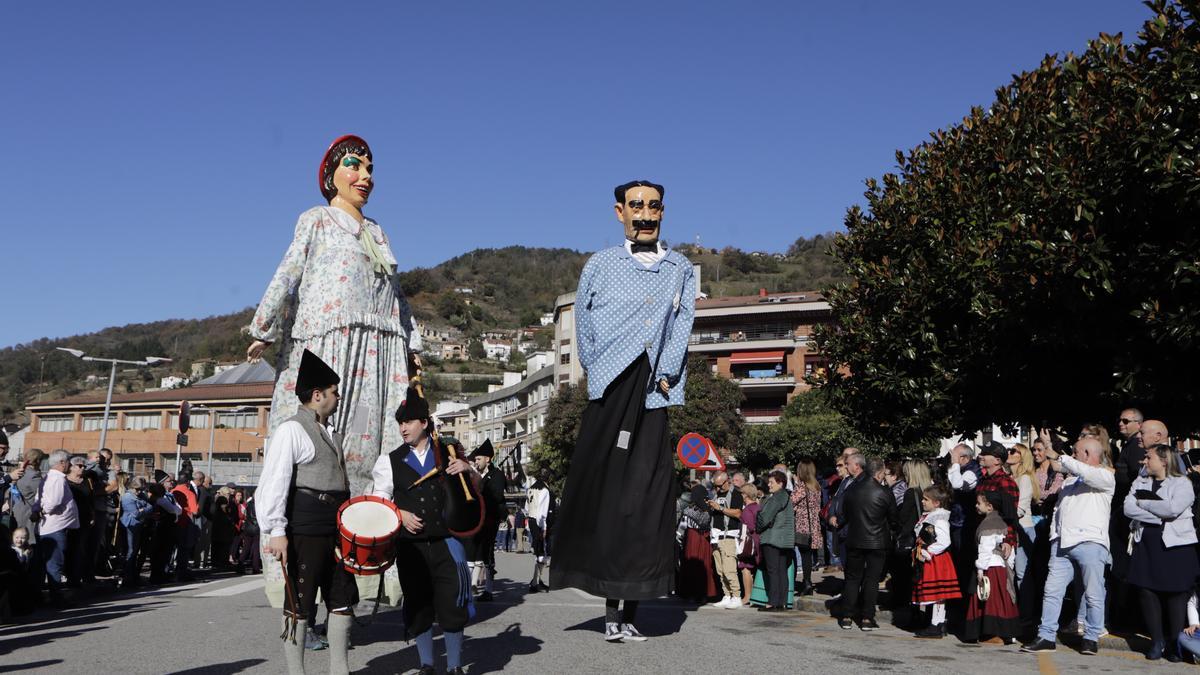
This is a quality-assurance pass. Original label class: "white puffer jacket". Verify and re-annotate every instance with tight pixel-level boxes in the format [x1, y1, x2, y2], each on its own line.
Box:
[1049, 455, 1115, 550]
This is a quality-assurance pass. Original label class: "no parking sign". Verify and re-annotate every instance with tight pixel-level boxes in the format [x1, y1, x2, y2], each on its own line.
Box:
[676, 432, 725, 471]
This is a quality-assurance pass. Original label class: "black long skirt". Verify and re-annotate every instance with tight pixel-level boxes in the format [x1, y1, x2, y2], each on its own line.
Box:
[550, 355, 676, 600]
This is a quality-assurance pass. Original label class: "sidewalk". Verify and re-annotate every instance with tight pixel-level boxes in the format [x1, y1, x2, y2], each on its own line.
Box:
[790, 569, 1151, 656]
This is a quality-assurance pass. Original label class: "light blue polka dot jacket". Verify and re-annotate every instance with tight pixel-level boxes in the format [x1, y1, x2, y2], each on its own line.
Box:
[575, 245, 696, 408]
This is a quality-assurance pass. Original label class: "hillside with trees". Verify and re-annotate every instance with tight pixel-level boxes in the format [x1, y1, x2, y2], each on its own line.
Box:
[2, 237, 847, 424]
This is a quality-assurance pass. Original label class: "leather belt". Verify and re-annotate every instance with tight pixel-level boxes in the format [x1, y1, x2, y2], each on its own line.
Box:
[296, 487, 349, 506]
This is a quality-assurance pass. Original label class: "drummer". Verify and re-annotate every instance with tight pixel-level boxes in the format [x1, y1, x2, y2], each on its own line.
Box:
[371, 387, 481, 675]
[256, 349, 358, 675]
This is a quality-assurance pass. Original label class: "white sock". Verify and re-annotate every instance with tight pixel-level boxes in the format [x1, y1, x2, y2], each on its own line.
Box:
[283, 618, 306, 675]
[327, 613, 351, 675]
[932, 603, 946, 625]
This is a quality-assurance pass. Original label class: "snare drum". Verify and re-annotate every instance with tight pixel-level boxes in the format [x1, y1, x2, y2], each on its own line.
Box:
[335, 495, 403, 575]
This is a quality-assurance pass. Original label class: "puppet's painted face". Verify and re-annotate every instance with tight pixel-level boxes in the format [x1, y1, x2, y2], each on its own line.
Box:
[616, 185, 663, 244]
[332, 153, 373, 209]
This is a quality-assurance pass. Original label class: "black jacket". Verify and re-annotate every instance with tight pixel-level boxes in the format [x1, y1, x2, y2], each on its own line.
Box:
[479, 466, 507, 526]
[844, 477, 899, 550]
[388, 443, 453, 542]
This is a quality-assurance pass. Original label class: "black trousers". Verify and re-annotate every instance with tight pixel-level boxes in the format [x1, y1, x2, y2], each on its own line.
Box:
[841, 547, 887, 620]
[396, 538, 469, 639]
[285, 533, 359, 620]
[762, 544, 792, 608]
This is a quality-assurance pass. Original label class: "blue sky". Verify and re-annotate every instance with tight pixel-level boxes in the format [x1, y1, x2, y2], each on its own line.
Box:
[2, 1, 1150, 348]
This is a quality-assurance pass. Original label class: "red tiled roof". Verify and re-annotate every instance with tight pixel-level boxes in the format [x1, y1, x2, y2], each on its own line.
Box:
[29, 382, 274, 409]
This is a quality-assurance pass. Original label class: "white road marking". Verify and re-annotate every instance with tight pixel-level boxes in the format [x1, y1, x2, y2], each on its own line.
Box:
[195, 578, 266, 597]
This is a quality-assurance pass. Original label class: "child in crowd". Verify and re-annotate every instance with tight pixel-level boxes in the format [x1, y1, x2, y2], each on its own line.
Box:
[912, 485, 959, 638]
[11, 527, 31, 568]
[964, 491, 1020, 644]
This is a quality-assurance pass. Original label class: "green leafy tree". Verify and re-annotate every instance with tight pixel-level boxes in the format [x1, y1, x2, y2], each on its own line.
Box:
[526, 381, 590, 494]
[467, 339, 486, 361]
[668, 354, 745, 452]
[818, 2, 1200, 442]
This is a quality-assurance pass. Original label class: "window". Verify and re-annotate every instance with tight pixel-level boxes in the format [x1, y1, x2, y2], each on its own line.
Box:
[124, 413, 161, 430]
[560, 353, 570, 365]
[217, 411, 258, 429]
[82, 415, 117, 431]
[37, 415, 74, 432]
[170, 412, 210, 430]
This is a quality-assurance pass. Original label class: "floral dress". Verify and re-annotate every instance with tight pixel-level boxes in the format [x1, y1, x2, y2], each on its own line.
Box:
[248, 205, 421, 496]
[790, 483, 823, 551]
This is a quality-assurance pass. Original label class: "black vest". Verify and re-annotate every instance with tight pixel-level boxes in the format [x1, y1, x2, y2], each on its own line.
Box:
[388, 441, 452, 541]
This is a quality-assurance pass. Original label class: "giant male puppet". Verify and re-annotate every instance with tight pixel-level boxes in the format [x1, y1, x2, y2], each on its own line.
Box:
[550, 179, 696, 642]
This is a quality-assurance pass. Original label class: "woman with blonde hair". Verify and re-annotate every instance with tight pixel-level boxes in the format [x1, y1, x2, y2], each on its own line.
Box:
[737, 484, 762, 606]
[1006, 443, 1039, 590]
[791, 459, 823, 597]
[1079, 423, 1114, 467]
[891, 460, 933, 613]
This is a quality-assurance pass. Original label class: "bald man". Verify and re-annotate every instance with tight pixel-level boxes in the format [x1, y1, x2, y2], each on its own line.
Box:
[1022, 436, 1115, 656]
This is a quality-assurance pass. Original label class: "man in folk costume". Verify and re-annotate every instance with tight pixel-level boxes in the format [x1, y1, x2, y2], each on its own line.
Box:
[550, 179, 697, 642]
[371, 387, 480, 675]
[468, 439, 507, 602]
[256, 350, 358, 675]
[525, 472, 552, 594]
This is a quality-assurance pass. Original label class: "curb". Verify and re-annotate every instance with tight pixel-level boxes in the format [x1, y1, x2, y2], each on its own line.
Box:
[791, 593, 1147, 655]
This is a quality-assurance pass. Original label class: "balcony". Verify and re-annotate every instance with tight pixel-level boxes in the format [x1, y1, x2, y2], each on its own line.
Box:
[739, 407, 782, 424]
[732, 375, 796, 391]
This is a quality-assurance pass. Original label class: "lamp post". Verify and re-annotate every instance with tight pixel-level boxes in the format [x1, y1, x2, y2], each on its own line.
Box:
[190, 404, 258, 479]
[56, 348, 172, 452]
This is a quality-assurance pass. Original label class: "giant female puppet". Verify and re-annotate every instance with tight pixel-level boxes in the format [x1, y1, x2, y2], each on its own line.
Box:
[247, 134, 421, 496]
[247, 135, 420, 608]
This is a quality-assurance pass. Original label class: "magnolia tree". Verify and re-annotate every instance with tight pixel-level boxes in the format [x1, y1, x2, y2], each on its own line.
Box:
[818, 1, 1200, 443]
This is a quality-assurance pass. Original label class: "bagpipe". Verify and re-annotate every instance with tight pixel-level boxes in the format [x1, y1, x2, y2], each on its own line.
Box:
[407, 362, 486, 538]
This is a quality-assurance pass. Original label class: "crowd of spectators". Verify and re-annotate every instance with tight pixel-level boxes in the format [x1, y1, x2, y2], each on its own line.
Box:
[0, 436, 259, 618]
[673, 408, 1200, 662]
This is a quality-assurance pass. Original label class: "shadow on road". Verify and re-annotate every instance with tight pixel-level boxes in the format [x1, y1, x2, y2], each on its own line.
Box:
[361, 622, 542, 674]
[165, 659, 268, 674]
[0, 659, 63, 672]
[0, 602, 166, 656]
[564, 601, 690, 638]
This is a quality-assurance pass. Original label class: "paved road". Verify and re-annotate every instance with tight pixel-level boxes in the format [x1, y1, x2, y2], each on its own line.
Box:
[1, 552, 1192, 674]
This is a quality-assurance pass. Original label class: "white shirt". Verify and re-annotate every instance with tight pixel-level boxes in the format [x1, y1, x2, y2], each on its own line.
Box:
[255, 419, 329, 537]
[915, 508, 952, 557]
[370, 439, 431, 502]
[37, 468, 79, 536]
[624, 239, 666, 268]
[948, 462, 978, 490]
[1049, 455, 1115, 550]
[526, 485, 550, 526]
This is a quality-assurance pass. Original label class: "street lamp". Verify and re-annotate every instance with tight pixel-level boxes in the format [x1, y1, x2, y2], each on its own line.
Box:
[189, 404, 258, 478]
[56, 347, 172, 452]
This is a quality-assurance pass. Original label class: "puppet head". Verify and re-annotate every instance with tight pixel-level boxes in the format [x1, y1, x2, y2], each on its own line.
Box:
[614, 179, 665, 245]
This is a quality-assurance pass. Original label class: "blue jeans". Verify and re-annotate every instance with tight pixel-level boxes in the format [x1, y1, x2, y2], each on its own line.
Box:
[1179, 629, 1200, 658]
[38, 529, 69, 592]
[1014, 525, 1036, 588]
[1037, 540, 1110, 642]
[124, 524, 142, 581]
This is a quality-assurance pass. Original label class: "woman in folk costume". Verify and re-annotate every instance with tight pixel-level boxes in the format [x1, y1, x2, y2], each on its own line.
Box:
[246, 134, 421, 497]
[964, 490, 1020, 644]
[675, 483, 716, 604]
[911, 485, 959, 639]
